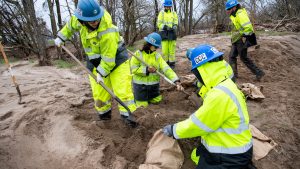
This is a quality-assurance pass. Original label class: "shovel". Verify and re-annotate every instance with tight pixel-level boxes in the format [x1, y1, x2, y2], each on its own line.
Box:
[61, 46, 138, 127]
[0, 42, 23, 104]
[127, 49, 190, 96]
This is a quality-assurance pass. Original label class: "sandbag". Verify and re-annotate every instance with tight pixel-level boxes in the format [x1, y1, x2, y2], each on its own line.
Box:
[240, 83, 265, 100]
[138, 129, 184, 169]
[250, 124, 277, 160]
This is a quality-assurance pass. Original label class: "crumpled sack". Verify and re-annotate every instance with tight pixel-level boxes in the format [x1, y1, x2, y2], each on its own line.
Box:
[138, 129, 184, 169]
[250, 124, 277, 160]
[240, 83, 265, 99]
[180, 74, 197, 87]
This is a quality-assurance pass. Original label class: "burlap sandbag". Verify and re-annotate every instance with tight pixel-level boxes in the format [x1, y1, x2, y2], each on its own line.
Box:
[240, 83, 265, 99]
[250, 124, 277, 160]
[138, 129, 184, 169]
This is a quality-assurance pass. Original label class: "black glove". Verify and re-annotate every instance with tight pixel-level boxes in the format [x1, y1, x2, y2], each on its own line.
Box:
[162, 124, 174, 137]
[163, 25, 168, 31]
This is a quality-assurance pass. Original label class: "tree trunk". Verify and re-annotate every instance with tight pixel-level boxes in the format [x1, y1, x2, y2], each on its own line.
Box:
[55, 0, 62, 29]
[153, 0, 158, 32]
[22, 0, 50, 65]
[184, 0, 189, 35]
[122, 0, 135, 45]
[172, 0, 177, 12]
[188, 0, 193, 34]
[47, 0, 61, 59]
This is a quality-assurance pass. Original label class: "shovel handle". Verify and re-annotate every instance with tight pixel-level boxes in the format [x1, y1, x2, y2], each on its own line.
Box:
[127, 49, 176, 86]
[61, 46, 132, 116]
[0, 42, 23, 103]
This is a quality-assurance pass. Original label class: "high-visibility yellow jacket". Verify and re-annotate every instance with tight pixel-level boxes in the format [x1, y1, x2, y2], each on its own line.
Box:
[157, 10, 178, 31]
[230, 8, 254, 43]
[173, 61, 252, 155]
[130, 50, 179, 85]
[198, 60, 234, 98]
[58, 10, 125, 77]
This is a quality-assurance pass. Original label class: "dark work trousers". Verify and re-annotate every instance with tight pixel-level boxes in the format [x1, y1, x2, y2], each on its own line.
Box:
[196, 144, 255, 169]
[229, 39, 263, 79]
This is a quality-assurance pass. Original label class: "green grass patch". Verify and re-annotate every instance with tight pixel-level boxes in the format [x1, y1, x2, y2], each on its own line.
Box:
[53, 59, 77, 69]
[127, 46, 136, 52]
[0, 57, 20, 65]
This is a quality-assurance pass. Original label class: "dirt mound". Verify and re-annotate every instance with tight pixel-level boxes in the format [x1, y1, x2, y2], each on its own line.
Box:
[0, 34, 300, 169]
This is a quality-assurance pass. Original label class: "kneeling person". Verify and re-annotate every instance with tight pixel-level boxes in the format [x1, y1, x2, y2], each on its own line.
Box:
[130, 33, 182, 108]
[163, 44, 253, 169]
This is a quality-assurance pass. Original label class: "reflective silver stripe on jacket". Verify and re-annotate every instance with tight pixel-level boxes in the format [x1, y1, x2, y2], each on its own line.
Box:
[98, 27, 119, 39]
[119, 111, 129, 116]
[84, 48, 92, 53]
[88, 54, 101, 60]
[214, 85, 249, 134]
[101, 55, 115, 63]
[131, 65, 139, 70]
[173, 124, 180, 139]
[243, 32, 252, 35]
[98, 108, 111, 115]
[241, 21, 251, 27]
[137, 51, 148, 74]
[122, 100, 135, 106]
[224, 62, 234, 79]
[161, 11, 176, 25]
[133, 79, 159, 85]
[191, 114, 214, 133]
[96, 65, 108, 76]
[162, 65, 169, 73]
[201, 138, 253, 154]
[57, 32, 68, 41]
[160, 11, 176, 30]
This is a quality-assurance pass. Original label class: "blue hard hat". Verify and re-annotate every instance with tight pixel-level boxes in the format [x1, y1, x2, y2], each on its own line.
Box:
[164, 0, 173, 7]
[74, 0, 104, 21]
[225, 0, 239, 10]
[144, 32, 162, 48]
[186, 48, 195, 61]
[190, 44, 224, 70]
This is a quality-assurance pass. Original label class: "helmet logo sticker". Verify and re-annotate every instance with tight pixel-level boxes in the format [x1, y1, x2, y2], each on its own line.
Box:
[149, 37, 156, 44]
[230, 1, 235, 5]
[211, 47, 219, 54]
[93, 10, 98, 15]
[77, 8, 83, 16]
[194, 53, 207, 64]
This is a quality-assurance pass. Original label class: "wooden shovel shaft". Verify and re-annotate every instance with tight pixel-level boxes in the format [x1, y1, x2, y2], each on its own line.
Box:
[127, 49, 176, 86]
[61, 46, 132, 116]
[0, 42, 22, 103]
[127, 49, 191, 96]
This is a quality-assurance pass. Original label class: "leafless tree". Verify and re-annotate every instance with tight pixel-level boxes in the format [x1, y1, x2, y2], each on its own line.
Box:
[55, 0, 63, 29]
[153, 0, 159, 32]
[4, 0, 50, 65]
[46, 0, 62, 59]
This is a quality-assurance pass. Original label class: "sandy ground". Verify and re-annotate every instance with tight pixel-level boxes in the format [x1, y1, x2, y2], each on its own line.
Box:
[0, 34, 299, 169]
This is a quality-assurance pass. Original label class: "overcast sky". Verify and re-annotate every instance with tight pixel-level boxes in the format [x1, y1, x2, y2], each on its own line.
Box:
[35, 0, 76, 29]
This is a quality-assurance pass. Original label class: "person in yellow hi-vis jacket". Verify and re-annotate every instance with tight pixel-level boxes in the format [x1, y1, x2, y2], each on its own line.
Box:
[162, 44, 255, 169]
[186, 47, 234, 99]
[157, 0, 178, 69]
[54, 0, 136, 125]
[130, 33, 183, 108]
[226, 0, 264, 81]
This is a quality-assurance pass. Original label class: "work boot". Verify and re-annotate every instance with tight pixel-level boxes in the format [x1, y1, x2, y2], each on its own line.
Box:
[256, 71, 265, 81]
[98, 110, 111, 120]
[169, 62, 175, 69]
[121, 115, 138, 128]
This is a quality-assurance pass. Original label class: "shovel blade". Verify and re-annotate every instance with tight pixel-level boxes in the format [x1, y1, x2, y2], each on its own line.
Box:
[121, 115, 139, 128]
